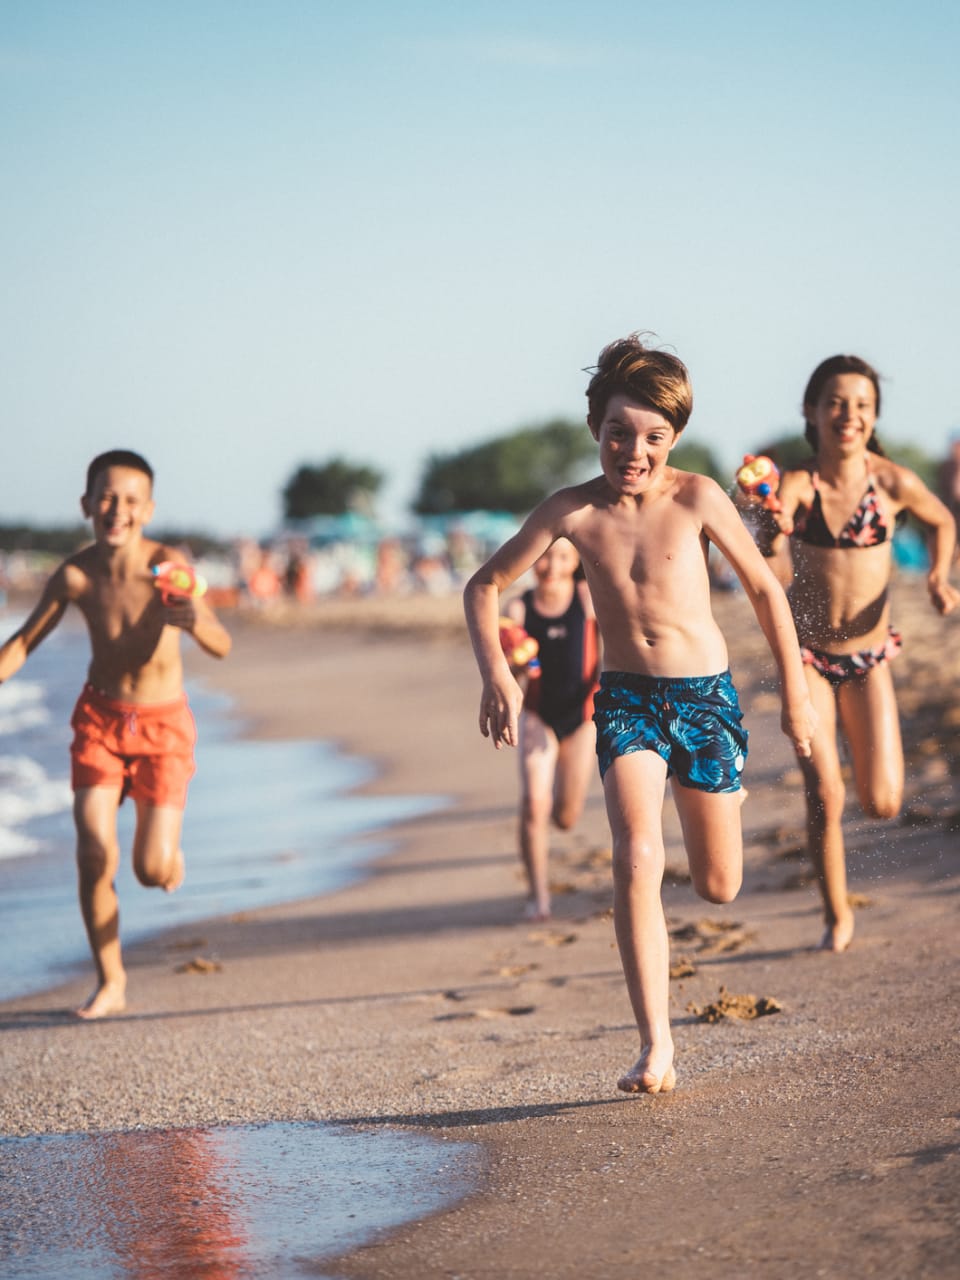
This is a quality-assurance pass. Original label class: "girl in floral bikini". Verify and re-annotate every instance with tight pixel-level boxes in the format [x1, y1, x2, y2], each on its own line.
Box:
[756, 355, 958, 951]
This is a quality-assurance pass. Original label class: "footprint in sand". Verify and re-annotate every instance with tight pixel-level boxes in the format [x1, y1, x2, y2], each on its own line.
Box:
[527, 930, 578, 946]
[496, 963, 540, 978]
[669, 919, 756, 955]
[174, 956, 223, 974]
[434, 1006, 536, 1022]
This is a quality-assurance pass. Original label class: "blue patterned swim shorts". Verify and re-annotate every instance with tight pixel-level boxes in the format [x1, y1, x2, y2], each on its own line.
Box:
[593, 670, 748, 792]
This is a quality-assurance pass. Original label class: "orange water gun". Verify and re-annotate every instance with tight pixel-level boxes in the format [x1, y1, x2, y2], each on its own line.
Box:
[152, 561, 208, 605]
[736, 454, 782, 512]
[499, 618, 541, 677]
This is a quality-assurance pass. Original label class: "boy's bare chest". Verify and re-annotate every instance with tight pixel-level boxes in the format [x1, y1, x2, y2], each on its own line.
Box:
[575, 504, 704, 583]
[82, 580, 161, 646]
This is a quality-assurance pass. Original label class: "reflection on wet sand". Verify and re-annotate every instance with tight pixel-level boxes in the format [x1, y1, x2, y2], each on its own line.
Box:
[89, 1128, 247, 1278]
[0, 1122, 477, 1278]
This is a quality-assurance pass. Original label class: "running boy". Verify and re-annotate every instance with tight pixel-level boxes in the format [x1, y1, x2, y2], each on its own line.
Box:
[464, 335, 816, 1095]
[0, 450, 231, 1018]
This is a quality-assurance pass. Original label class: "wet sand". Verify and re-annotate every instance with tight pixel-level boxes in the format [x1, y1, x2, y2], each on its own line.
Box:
[2, 577, 959, 1277]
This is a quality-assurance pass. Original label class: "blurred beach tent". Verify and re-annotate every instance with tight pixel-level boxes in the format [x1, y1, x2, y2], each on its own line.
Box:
[282, 510, 521, 563]
[892, 524, 930, 572]
[418, 511, 522, 557]
[289, 512, 384, 547]
[421, 510, 521, 540]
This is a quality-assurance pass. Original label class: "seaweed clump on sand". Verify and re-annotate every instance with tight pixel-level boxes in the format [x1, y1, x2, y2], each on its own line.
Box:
[688, 986, 782, 1023]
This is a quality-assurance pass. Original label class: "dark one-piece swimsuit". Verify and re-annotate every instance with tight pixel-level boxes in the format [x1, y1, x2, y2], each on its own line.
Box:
[522, 588, 600, 740]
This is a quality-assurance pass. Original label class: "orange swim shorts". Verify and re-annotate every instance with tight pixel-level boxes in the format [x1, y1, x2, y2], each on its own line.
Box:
[70, 683, 197, 809]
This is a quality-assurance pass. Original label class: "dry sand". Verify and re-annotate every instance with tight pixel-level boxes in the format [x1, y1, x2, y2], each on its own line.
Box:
[2, 576, 959, 1278]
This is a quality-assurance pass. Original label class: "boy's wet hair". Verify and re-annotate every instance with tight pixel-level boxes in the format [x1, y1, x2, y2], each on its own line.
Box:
[802, 355, 885, 457]
[585, 333, 692, 432]
[85, 450, 154, 496]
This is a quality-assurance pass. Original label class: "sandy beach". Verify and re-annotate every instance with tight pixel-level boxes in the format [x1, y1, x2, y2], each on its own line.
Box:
[2, 575, 959, 1278]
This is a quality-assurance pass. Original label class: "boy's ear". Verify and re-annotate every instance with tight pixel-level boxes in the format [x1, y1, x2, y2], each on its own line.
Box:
[142, 496, 156, 526]
[80, 493, 92, 518]
[668, 426, 684, 450]
[587, 414, 600, 442]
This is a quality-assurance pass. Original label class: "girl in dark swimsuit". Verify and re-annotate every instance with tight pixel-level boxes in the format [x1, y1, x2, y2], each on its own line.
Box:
[755, 355, 958, 951]
[504, 538, 600, 920]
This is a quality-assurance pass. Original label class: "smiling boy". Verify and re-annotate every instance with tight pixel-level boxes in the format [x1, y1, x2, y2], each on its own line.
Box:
[0, 450, 231, 1018]
[464, 335, 816, 1094]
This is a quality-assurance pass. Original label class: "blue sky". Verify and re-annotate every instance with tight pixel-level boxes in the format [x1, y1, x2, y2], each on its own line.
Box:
[2, 1, 958, 536]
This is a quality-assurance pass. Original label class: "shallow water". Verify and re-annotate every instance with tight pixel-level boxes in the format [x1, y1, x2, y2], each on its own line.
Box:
[0, 611, 445, 1001]
[0, 1121, 477, 1278]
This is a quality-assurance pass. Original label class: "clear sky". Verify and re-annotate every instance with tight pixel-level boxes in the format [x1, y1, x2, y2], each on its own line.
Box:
[2, 1, 958, 536]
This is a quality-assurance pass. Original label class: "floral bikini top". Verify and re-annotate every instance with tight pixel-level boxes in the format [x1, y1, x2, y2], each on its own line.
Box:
[792, 470, 891, 549]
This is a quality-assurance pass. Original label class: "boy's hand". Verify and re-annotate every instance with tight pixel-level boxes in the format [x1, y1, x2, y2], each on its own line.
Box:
[479, 675, 524, 749]
[782, 697, 818, 759]
[161, 600, 197, 632]
[928, 575, 959, 616]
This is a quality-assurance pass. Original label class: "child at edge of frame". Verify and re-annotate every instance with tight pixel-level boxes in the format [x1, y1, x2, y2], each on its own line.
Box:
[463, 334, 817, 1095]
[0, 449, 232, 1019]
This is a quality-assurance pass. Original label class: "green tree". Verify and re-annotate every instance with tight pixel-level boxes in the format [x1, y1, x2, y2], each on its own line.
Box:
[882, 441, 937, 490]
[750, 432, 813, 471]
[413, 419, 595, 515]
[669, 441, 724, 483]
[282, 458, 383, 520]
[751, 433, 938, 489]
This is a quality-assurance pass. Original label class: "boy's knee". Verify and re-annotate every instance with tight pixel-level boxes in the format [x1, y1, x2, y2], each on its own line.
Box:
[552, 801, 579, 831]
[134, 850, 172, 887]
[76, 839, 115, 884]
[862, 789, 901, 822]
[693, 868, 742, 904]
[522, 792, 552, 825]
[612, 839, 662, 887]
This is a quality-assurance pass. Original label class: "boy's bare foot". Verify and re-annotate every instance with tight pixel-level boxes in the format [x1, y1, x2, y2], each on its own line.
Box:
[523, 898, 551, 922]
[162, 848, 185, 893]
[818, 913, 854, 953]
[618, 1048, 676, 1096]
[76, 980, 127, 1020]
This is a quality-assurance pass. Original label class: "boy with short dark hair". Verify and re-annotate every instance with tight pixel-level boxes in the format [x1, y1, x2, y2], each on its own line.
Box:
[464, 335, 816, 1094]
[0, 450, 231, 1018]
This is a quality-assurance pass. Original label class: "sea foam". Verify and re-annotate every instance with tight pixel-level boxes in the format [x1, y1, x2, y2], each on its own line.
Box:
[0, 680, 51, 736]
[0, 754, 71, 858]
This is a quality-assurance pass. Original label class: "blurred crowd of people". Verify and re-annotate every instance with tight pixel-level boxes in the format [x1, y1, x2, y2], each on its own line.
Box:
[3, 439, 960, 613]
[0, 522, 502, 610]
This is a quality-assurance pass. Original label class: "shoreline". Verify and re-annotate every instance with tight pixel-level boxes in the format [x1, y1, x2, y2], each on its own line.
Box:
[2, 582, 959, 1276]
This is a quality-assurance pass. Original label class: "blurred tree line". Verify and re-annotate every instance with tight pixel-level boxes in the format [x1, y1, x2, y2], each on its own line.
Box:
[0, 523, 234, 556]
[280, 427, 751, 521]
[281, 424, 941, 521]
[2, 423, 945, 546]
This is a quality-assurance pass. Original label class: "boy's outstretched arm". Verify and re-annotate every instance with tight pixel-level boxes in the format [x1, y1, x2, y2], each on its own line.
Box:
[743, 473, 805, 593]
[703, 482, 817, 757]
[163, 597, 232, 658]
[0, 564, 73, 683]
[463, 503, 561, 749]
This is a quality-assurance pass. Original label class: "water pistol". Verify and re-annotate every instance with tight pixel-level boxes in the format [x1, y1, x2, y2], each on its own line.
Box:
[499, 618, 541, 678]
[736, 454, 782, 512]
[152, 560, 208, 605]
